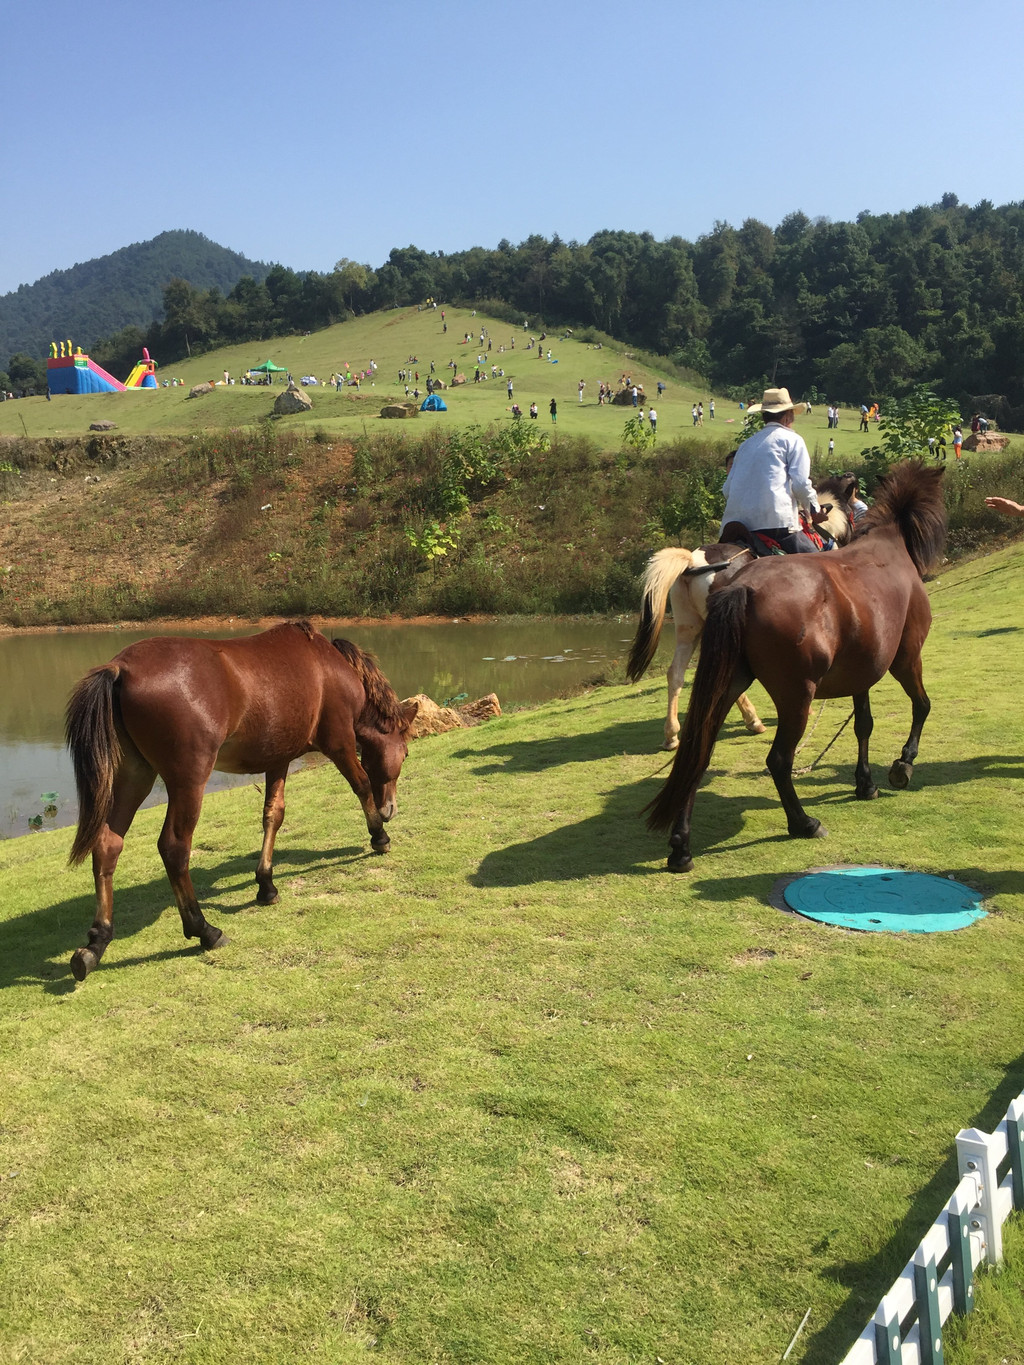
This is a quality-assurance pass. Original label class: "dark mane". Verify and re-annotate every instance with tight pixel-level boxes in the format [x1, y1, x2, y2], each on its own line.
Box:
[853, 460, 946, 576]
[331, 638, 407, 732]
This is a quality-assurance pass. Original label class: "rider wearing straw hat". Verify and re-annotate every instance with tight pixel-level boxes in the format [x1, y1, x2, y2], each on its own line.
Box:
[720, 386, 829, 553]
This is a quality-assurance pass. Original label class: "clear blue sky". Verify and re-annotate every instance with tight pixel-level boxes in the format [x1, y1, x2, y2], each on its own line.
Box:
[1, 0, 1020, 296]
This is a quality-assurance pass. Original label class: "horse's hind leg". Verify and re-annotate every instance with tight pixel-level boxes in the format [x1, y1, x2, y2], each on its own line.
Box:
[71, 755, 155, 981]
[765, 690, 828, 839]
[663, 633, 696, 750]
[736, 692, 766, 734]
[255, 767, 288, 905]
[158, 783, 228, 950]
[852, 691, 878, 799]
[887, 651, 931, 789]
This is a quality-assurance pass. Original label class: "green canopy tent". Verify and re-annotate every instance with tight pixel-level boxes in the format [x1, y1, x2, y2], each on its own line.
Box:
[246, 359, 289, 385]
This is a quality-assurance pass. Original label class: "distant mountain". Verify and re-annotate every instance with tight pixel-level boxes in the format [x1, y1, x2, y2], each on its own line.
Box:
[0, 230, 271, 361]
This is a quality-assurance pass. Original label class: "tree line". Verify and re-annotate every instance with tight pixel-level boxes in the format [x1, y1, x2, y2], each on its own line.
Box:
[6, 197, 1024, 424]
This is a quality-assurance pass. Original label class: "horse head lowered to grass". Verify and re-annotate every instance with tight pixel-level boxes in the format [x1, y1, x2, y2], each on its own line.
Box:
[645, 461, 946, 872]
[65, 622, 417, 981]
[627, 475, 858, 747]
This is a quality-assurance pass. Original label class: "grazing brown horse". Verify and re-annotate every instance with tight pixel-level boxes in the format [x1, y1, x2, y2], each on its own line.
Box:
[627, 475, 857, 747]
[65, 622, 417, 980]
[645, 462, 945, 871]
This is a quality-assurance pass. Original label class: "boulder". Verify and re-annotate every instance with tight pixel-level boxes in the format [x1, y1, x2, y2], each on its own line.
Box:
[88, 420, 117, 431]
[188, 382, 215, 398]
[402, 694, 464, 737]
[401, 692, 501, 739]
[380, 403, 420, 419]
[458, 693, 501, 725]
[963, 432, 1008, 452]
[612, 386, 645, 405]
[274, 385, 313, 414]
[450, 374, 466, 387]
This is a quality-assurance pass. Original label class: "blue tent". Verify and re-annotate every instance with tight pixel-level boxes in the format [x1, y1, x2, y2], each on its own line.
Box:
[420, 394, 447, 411]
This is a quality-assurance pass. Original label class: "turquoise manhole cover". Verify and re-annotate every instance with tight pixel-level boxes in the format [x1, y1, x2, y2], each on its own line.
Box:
[783, 867, 986, 933]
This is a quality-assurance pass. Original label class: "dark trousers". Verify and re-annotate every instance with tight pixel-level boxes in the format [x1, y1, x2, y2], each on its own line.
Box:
[757, 526, 820, 554]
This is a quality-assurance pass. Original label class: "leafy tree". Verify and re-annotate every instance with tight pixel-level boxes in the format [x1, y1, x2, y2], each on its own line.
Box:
[860, 385, 960, 483]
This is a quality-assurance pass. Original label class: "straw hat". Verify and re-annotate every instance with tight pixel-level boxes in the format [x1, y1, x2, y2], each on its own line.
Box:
[759, 386, 800, 414]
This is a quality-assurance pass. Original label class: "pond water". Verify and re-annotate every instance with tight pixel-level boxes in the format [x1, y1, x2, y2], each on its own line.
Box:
[0, 618, 639, 839]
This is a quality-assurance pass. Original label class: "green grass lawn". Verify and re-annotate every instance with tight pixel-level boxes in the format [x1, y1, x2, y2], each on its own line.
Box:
[1, 544, 1023, 1363]
[0, 305, 879, 465]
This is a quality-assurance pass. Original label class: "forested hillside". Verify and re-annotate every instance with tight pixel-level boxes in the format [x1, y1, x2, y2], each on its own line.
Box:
[0, 230, 269, 364]
[5, 198, 1024, 420]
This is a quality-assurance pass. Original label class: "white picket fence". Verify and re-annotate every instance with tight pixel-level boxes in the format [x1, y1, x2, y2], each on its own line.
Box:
[842, 1091, 1024, 1364]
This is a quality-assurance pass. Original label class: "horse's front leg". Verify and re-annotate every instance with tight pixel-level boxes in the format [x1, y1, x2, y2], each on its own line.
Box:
[255, 767, 288, 904]
[327, 738, 390, 853]
[765, 691, 827, 839]
[158, 782, 228, 950]
[852, 691, 878, 799]
[887, 652, 931, 790]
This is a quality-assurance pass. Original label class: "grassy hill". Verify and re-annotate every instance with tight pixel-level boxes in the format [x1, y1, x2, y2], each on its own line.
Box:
[2, 541, 1023, 1363]
[1, 305, 1021, 628]
[0, 303, 870, 461]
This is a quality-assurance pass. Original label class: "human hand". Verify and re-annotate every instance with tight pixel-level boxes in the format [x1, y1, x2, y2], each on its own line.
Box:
[985, 497, 1024, 518]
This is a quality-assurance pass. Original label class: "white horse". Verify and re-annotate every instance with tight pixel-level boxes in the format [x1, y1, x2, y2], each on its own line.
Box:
[627, 475, 856, 748]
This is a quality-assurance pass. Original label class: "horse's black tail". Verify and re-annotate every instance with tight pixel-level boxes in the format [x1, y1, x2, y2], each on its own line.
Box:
[627, 547, 693, 682]
[645, 585, 751, 831]
[66, 664, 122, 866]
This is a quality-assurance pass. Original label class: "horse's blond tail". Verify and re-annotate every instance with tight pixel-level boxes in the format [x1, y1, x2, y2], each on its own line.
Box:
[626, 546, 695, 682]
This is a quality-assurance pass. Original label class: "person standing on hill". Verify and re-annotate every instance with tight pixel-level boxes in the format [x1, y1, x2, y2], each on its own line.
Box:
[549, 398, 558, 423]
[709, 398, 715, 420]
[649, 407, 658, 435]
[720, 387, 828, 554]
[578, 379, 586, 403]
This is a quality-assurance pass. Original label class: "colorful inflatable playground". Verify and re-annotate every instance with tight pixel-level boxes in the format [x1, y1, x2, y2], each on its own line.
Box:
[47, 341, 158, 394]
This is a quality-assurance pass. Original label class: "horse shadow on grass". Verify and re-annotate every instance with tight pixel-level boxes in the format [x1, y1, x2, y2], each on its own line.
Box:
[470, 765, 782, 887]
[453, 712, 759, 777]
[2, 841, 370, 996]
[798, 1049, 1024, 1365]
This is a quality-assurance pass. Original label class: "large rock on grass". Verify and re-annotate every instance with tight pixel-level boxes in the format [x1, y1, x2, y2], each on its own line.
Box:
[88, 420, 117, 431]
[402, 692, 501, 738]
[188, 382, 215, 398]
[380, 403, 420, 418]
[963, 432, 1008, 452]
[612, 386, 645, 405]
[274, 384, 313, 414]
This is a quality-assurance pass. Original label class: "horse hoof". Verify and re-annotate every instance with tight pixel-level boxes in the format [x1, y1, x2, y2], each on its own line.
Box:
[856, 784, 879, 801]
[666, 851, 694, 873]
[256, 888, 279, 906]
[371, 838, 391, 855]
[661, 739, 679, 751]
[202, 928, 229, 950]
[70, 947, 98, 981]
[747, 721, 767, 735]
[889, 761, 912, 789]
[791, 819, 827, 839]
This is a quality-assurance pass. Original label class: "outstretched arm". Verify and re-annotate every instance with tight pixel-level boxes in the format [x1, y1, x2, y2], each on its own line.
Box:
[985, 496, 1024, 518]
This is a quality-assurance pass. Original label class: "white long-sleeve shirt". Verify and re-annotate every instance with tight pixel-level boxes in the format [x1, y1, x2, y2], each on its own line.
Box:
[720, 423, 819, 532]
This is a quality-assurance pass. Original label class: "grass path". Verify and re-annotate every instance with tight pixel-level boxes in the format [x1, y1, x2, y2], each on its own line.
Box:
[1, 546, 1023, 1363]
